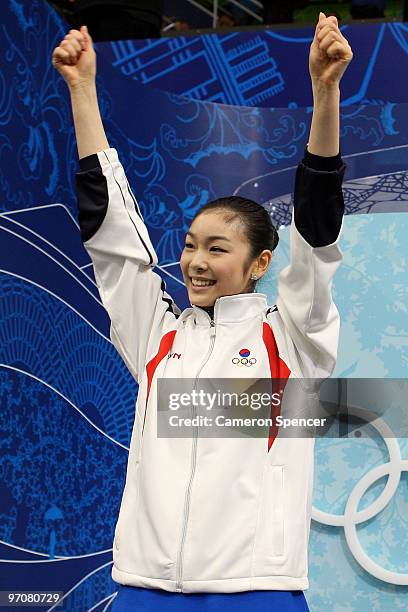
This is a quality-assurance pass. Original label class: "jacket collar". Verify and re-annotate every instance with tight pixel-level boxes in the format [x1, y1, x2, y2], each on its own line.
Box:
[191, 293, 268, 325]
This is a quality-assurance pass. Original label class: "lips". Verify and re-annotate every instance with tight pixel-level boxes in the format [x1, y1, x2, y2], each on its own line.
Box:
[190, 277, 216, 288]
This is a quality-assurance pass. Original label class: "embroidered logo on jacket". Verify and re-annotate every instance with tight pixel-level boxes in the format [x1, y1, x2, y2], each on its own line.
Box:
[232, 348, 257, 367]
[167, 352, 182, 360]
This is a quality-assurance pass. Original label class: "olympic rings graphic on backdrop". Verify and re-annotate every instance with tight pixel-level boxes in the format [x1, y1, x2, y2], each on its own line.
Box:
[312, 403, 408, 585]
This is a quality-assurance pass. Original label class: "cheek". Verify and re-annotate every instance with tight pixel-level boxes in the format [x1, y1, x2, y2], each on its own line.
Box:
[216, 264, 242, 284]
[180, 252, 188, 272]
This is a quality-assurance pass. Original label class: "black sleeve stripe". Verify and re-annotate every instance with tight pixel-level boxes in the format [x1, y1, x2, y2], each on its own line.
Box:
[124, 176, 143, 221]
[101, 151, 154, 265]
[160, 279, 181, 319]
[293, 162, 346, 248]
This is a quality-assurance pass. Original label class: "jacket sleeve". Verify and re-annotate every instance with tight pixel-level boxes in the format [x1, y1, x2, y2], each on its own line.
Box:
[276, 149, 346, 378]
[75, 147, 180, 383]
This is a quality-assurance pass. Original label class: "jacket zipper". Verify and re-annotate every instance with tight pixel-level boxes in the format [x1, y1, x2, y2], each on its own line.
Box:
[175, 319, 216, 592]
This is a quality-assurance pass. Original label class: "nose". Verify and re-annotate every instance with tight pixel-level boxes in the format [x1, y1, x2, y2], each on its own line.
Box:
[189, 249, 208, 273]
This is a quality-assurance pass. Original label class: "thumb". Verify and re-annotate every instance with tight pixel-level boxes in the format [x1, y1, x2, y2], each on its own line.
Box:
[80, 25, 93, 50]
[313, 11, 325, 42]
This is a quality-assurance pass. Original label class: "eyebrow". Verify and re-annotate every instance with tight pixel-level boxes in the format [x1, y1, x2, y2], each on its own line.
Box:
[186, 231, 232, 242]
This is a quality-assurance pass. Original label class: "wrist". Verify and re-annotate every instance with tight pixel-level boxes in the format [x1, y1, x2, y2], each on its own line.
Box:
[311, 79, 340, 98]
[69, 80, 97, 97]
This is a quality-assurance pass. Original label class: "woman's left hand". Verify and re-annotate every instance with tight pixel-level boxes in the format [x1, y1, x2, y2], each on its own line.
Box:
[309, 12, 353, 87]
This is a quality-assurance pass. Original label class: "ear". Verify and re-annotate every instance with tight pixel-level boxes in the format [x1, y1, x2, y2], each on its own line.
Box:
[253, 250, 273, 279]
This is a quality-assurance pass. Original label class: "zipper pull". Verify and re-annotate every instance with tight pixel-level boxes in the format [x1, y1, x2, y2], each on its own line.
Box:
[210, 320, 216, 337]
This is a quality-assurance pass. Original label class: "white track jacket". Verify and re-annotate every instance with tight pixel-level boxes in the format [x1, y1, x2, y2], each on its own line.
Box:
[76, 147, 345, 593]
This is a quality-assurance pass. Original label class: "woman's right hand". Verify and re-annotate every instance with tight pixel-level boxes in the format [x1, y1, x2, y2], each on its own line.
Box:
[52, 25, 96, 90]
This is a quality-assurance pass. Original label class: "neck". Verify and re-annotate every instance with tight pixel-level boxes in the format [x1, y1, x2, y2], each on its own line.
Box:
[197, 304, 215, 320]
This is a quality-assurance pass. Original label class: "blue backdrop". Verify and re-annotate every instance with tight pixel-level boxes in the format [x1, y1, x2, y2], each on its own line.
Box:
[0, 1, 407, 610]
[107, 22, 408, 107]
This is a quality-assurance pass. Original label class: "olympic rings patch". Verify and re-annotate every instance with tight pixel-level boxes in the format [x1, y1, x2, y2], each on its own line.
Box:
[232, 349, 257, 367]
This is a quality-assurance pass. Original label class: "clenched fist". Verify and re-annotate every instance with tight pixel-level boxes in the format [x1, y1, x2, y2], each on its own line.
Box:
[310, 13, 353, 87]
[52, 25, 96, 90]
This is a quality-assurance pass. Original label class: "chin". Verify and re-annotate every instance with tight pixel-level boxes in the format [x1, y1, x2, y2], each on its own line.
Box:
[189, 293, 216, 307]
[192, 300, 215, 307]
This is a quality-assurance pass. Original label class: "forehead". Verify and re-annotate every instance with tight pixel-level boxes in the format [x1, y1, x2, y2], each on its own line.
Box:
[188, 211, 245, 241]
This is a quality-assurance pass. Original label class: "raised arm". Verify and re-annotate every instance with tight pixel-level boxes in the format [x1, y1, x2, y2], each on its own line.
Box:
[274, 14, 352, 378]
[52, 28, 180, 382]
[308, 12, 352, 157]
[52, 26, 109, 158]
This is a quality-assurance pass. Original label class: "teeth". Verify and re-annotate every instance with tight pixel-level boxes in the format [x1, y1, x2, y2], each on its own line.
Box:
[191, 278, 216, 287]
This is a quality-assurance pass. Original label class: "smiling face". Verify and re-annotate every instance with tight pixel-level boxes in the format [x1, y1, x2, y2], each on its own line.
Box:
[180, 210, 255, 307]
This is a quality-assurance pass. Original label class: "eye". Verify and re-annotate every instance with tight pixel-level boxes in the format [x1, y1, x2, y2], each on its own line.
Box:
[184, 242, 194, 249]
[210, 246, 225, 252]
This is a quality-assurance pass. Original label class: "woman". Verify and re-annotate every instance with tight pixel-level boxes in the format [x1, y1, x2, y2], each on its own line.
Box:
[52, 13, 352, 611]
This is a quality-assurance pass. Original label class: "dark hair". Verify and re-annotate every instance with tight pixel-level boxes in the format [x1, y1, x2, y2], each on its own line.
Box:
[192, 196, 279, 261]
